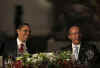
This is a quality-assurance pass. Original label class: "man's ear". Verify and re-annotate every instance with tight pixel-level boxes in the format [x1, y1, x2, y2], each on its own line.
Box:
[16, 29, 20, 34]
[68, 35, 71, 40]
[79, 33, 82, 39]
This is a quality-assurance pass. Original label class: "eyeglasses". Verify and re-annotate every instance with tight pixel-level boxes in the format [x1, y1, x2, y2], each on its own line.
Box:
[69, 32, 80, 35]
[20, 29, 31, 33]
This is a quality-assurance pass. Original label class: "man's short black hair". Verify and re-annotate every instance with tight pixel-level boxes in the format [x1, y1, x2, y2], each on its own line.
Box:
[16, 23, 30, 30]
[64, 24, 81, 35]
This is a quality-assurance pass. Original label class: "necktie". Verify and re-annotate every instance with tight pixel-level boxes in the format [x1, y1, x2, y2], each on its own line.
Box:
[74, 46, 78, 60]
[19, 44, 24, 53]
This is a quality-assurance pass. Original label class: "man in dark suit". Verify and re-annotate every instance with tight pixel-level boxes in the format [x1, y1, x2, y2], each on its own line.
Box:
[62, 25, 100, 65]
[3, 23, 34, 57]
[0, 32, 8, 56]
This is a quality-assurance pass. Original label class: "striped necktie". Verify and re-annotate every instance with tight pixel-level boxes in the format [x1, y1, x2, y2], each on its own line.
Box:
[74, 46, 78, 60]
[19, 43, 24, 53]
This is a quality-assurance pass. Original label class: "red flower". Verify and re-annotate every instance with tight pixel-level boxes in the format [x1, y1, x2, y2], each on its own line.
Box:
[13, 60, 23, 68]
[63, 60, 67, 64]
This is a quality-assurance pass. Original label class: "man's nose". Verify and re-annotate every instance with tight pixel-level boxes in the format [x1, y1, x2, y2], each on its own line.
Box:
[75, 34, 79, 37]
[26, 31, 30, 35]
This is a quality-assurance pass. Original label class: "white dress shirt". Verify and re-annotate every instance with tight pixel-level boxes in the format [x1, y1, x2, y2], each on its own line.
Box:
[17, 38, 28, 53]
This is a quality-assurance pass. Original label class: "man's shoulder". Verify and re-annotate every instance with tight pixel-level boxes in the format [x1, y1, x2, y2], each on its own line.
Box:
[81, 41, 96, 48]
[61, 43, 72, 51]
[5, 38, 17, 45]
[81, 41, 98, 55]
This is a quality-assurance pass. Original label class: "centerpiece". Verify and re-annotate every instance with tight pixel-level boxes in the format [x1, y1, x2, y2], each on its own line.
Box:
[5, 51, 72, 68]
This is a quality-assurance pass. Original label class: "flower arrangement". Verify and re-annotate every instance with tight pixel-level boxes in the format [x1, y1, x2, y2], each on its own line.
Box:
[57, 51, 72, 61]
[15, 52, 57, 68]
[55, 51, 72, 68]
[5, 51, 72, 68]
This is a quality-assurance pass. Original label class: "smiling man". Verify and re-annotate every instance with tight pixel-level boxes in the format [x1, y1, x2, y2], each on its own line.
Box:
[61, 25, 100, 65]
[17, 24, 31, 42]
[3, 23, 34, 57]
[68, 26, 81, 45]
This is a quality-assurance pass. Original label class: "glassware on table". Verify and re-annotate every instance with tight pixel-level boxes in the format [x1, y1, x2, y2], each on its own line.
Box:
[4, 56, 14, 68]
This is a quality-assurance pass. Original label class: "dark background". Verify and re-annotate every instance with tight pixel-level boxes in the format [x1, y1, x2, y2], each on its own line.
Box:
[51, 0, 99, 41]
[0, 0, 99, 53]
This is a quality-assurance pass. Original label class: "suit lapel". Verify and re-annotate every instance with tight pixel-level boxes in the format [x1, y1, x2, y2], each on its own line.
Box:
[26, 40, 30, 52]
[68, 45, 72, 51]
[78, 43, 83, 57]
[9, 40, 17, 56]
[13, 40, 17, 56]
[65, 44, 72, 51]
[78, 42, 87, 62]
[25, 40, 33, 54]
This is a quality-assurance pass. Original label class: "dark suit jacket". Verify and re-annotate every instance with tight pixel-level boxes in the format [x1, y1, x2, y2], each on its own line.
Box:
[0, 41, 4, 56]
[61, 41, 100, 64]
[3, 39, 35, 57]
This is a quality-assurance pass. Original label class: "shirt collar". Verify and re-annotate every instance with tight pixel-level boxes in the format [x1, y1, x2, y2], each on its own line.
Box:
[72, 43, 80, 48]
[17, 38, 26, 48]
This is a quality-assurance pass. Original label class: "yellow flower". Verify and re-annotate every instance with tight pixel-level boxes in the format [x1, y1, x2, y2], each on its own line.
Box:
[16, 57, 23, 60]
